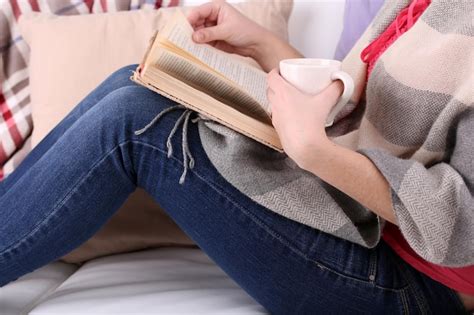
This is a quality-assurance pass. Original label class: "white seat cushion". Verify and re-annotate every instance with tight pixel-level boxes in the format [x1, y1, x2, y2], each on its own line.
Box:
[30, 248, 267, 314]
[0, 262, 78, 315]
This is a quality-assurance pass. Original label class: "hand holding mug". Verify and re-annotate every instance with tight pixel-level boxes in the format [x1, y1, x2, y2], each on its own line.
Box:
[267, 67, 347, 169]
[279, 58, 355, 127]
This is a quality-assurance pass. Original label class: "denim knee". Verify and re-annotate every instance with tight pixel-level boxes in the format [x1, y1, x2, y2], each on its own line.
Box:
[88, 85, 180, 140]
[109, 64, 138, 80]
[89, 85, 197, 183]
[98, 64, 139, 93]
[104, 84, 176, 117]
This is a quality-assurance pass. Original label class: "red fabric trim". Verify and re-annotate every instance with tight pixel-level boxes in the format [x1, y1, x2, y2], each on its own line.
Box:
[84, 0, 94, 13]
[0, 144, 7, 167]
[384, 224, 474, 295]
[9, 0, 21, 20]
[0, 94, 23, 148]
[28, 0, 40, 12]
[169, 0, 179, 7]
[155, 0, 163, 9]
[100, 0, 107, 12]
[361, 0, 431, 78]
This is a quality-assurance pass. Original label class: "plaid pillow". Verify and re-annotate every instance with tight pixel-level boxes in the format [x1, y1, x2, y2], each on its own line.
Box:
[0, 0, 179, 180]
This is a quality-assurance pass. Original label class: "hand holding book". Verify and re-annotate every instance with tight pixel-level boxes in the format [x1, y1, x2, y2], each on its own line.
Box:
[132, 9, 283, 151]
[187, 1, 303, 72]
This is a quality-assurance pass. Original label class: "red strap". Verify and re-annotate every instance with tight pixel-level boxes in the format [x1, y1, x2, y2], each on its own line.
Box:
[361, 0, 431, 69]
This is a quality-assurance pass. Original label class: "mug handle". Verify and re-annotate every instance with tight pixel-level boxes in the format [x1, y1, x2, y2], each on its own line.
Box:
[325, 70, 355, 127]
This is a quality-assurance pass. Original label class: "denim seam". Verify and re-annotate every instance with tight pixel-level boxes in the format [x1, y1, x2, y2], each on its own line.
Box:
[306, 257, 410, 292]
[131, 141, 413, 293]
[398, 263, 430, 314]
[0, 142, 135, 259]
[399, 288, 410, 314]
[368, 250, 378, 284]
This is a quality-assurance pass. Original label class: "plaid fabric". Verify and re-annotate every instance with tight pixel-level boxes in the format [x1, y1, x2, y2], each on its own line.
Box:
[0, 0, 179, 181]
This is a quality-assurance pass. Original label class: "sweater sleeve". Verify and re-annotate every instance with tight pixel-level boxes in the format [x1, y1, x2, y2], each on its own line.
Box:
[360, 109, 474, 267]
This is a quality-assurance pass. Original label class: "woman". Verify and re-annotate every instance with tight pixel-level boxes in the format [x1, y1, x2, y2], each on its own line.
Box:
[1, 0, 473, 313]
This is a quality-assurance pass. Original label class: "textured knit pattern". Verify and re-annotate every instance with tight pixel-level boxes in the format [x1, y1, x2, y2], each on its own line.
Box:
[0, 0, 178, 180]
[198, 0, 474, 267]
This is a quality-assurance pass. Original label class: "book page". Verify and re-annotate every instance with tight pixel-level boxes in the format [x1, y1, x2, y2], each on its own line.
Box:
[160, 10, 270, 112]
[153, 49, 271, 123]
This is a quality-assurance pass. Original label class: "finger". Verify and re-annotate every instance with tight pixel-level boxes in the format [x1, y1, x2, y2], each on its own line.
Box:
[267, 69, 279, 82]
[195, 24, 206, 31]
[266, 87, 276, 103]
[266, 87, 275, 98]
[205, 20, 215, 28]
[266, 69, 278, 89]
[321, 80, 344, 100]
[266, 87, 278, 117]
[267, 69, 288, 91]
[193, 24, 227, 43]
[187, 3, 214, 26]
[187, 2, 221, 27]
[270, 106, 281, 131]
[266, 90, 282, 130]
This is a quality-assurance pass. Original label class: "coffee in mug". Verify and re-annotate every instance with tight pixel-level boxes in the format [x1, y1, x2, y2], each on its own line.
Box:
[279, 58, 354, 126]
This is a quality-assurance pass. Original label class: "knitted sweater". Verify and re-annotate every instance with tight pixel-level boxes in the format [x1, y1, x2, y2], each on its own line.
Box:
[197, 0, 474, 267]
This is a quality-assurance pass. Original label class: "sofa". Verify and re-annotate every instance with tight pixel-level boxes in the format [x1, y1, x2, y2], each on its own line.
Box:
[0, 1, 345, 314]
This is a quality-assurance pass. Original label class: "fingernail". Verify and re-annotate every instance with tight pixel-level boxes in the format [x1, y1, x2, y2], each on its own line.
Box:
[194, 32, 204, 42]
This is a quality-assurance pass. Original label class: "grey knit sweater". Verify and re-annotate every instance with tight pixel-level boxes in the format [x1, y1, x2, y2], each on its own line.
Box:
[197, 0, 474, 267]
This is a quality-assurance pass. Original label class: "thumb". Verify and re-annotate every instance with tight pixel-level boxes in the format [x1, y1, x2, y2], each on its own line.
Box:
[192, 25, 226, 43]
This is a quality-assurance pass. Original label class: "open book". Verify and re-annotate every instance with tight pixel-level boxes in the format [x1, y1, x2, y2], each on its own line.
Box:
[132, 9, 282, 151]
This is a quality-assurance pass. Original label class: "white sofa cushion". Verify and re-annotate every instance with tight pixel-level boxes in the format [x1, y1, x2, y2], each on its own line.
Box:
[0, 262, 77, 315]
[29, 249, 267, 314]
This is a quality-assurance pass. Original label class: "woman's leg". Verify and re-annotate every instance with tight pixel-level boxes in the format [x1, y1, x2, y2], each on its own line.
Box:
[0, 68, 465, 314]
[0, 65, 137, 194]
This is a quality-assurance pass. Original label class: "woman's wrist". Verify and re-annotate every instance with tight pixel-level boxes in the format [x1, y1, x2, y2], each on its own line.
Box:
[300, 140, 397, 224]
[296, 137, 335, 172]
[251, 32, 303, 72]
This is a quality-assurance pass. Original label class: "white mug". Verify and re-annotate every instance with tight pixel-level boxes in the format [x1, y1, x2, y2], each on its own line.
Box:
[279, 58, 354, 127]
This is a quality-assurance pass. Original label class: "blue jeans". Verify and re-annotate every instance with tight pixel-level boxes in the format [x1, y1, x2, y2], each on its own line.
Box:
[0, 65, 467, 314]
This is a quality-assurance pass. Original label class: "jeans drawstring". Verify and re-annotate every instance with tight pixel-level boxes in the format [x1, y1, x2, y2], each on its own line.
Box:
[134, 105, 197, 184]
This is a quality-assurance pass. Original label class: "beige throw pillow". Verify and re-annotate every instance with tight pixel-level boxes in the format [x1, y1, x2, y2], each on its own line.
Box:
[19, 1, 293, 263]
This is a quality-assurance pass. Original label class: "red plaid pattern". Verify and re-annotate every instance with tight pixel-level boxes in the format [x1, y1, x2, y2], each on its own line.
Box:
[0, 0, 179, 180]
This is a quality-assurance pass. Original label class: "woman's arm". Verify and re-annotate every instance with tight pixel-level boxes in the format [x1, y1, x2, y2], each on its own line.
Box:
[268, 70, 474, 266]
[187, 1, 303, 72]
[303, 137, 396, 224]
[267, 70, 396, 224]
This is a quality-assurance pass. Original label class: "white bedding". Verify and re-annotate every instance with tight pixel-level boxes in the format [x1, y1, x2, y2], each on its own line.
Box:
[0, 262, 77, 315]
[28, 249, 267, 315]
